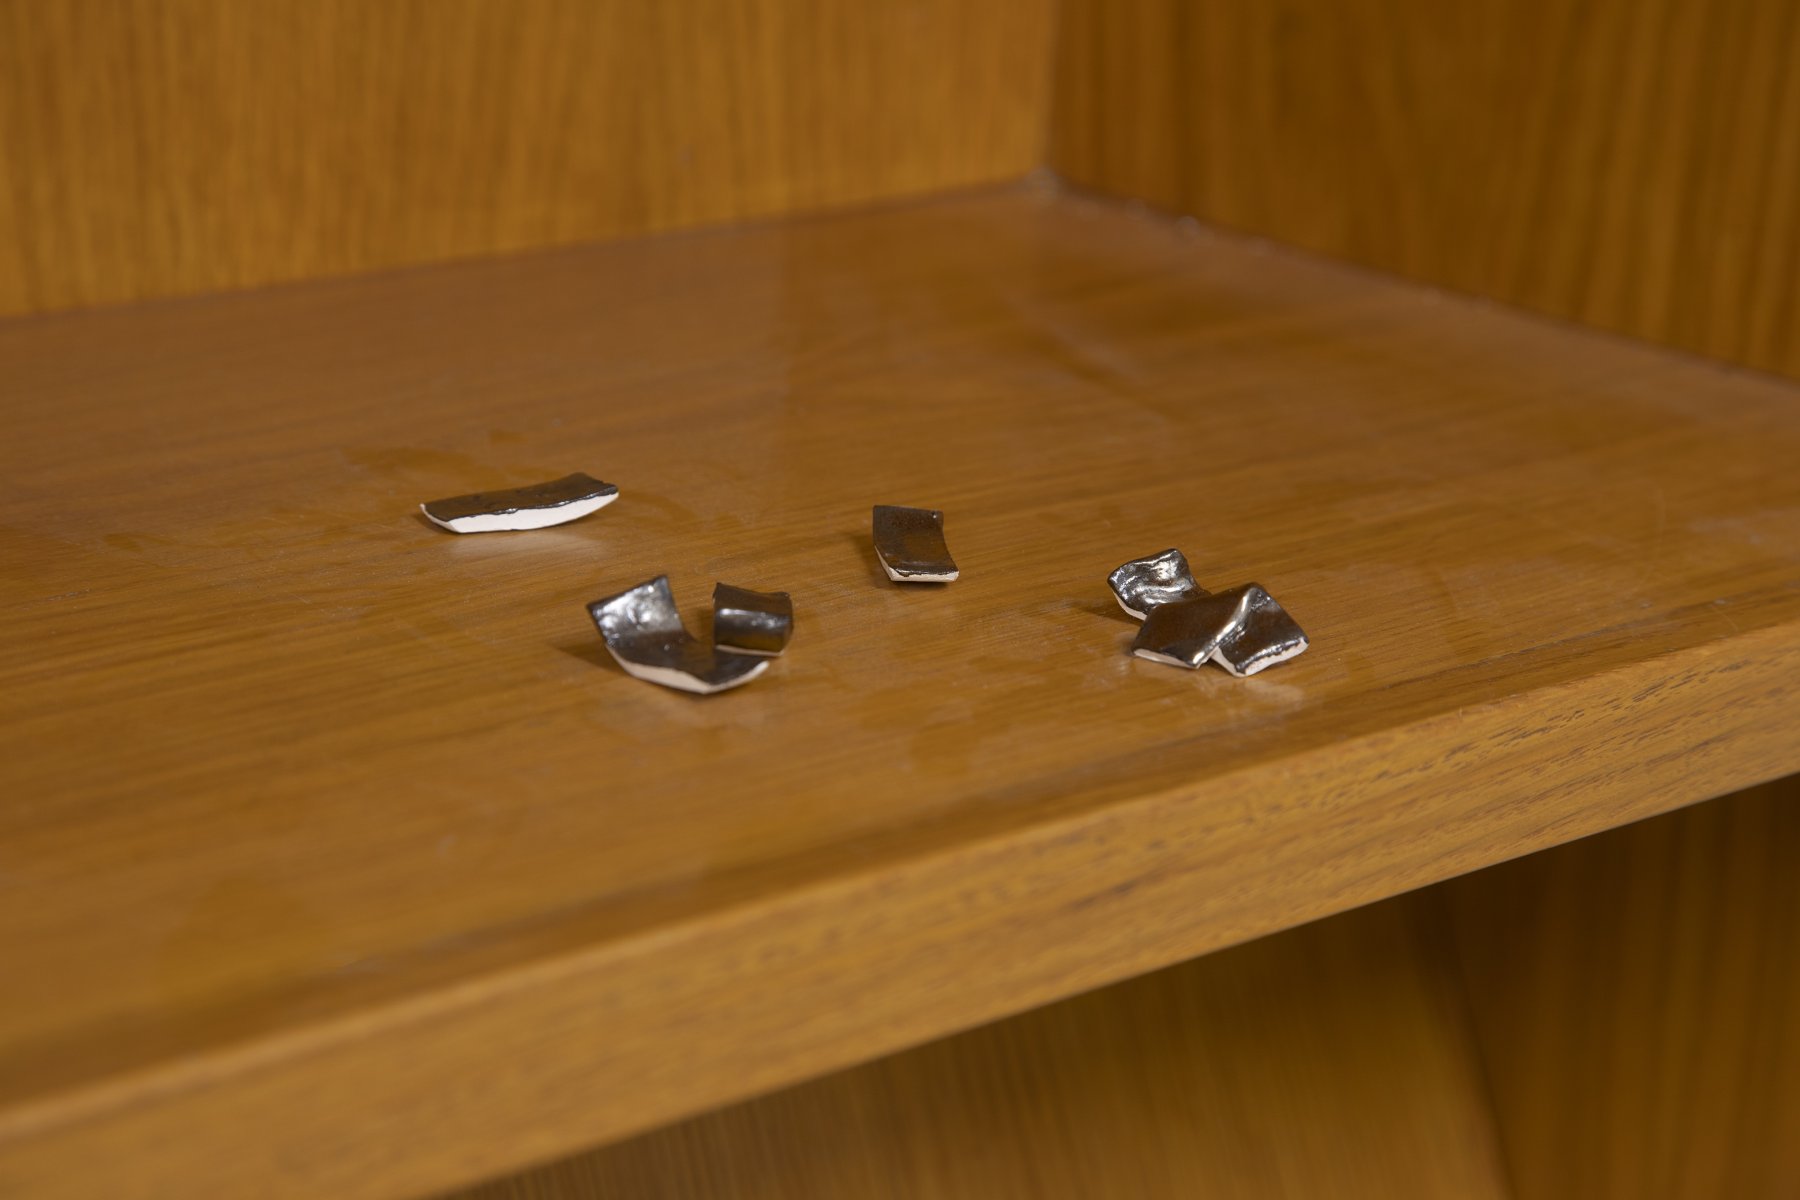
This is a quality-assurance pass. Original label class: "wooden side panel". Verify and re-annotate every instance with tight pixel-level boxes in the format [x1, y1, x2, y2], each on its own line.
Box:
[0, 0, 1055, 314]
[1445, 777, 1800, 1199]
[1050, 0, 1800, 379]
[451, 897, 1511, 1199]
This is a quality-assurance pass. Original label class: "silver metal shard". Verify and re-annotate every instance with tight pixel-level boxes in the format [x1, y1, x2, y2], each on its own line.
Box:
[1128, 583, 1308, 676]
[587, 576, 768, 694]
[1129, 591, 1242, 668]
[1107, 548, 1206, 618]
[872, 505, 959, 582]
[712, 583, 794, 656]
[422, 472, 619, 533]
[1210, 584, 1309, 676]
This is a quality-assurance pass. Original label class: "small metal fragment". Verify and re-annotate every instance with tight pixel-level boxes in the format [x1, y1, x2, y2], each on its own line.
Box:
[587, 576, 767, 695]
[422, 472, 619, 533]
[713, 583, 793, 656]
[1129, 591, 1243, 668]
[1108, 548, 1206, 618]
[1210, 584, 1308, 677]
[872, 505, 958, 582]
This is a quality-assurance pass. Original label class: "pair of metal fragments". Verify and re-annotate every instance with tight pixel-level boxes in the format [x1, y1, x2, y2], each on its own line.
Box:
[421, 473, 1306, 695]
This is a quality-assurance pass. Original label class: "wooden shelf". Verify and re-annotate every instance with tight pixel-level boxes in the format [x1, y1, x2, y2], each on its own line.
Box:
[2, 184, 1797, 1200]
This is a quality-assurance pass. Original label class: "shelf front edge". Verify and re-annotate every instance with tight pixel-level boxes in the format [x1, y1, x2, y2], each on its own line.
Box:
[1, 609, 1795, 1200]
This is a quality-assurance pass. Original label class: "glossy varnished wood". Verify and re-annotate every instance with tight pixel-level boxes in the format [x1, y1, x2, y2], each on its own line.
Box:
[2, 187, 1799, 1198]
[453, 897, 1509, 1199]
[1050, 0, 1800, 378]
[1446, 776, 1800, 1198]
[0, 0, 1055, 315]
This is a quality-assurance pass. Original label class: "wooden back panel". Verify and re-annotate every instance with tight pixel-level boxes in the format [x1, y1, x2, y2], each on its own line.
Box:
[0, 0, 1055, 315]
[1050, 0, 1800, 379]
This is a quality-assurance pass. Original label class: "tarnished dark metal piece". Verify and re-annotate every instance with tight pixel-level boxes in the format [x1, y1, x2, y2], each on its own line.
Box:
[872, 505, 958, 582]
[422, 472, 619, 533]
[1129, 591, 1242, 668]
[1108, 548, 1207, 618]
[1210, 583, 1309, 677]
[587, 576, 767, 694]
[1128, 583, 1308, 675]
[713, 583, 794, 656]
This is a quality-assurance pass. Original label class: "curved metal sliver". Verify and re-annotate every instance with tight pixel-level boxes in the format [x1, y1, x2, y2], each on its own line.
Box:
[422, 472, 619, 533]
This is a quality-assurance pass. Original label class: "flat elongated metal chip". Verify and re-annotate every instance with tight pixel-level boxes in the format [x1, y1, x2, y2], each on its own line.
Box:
[587, 577, 767, 695]
[422, 472, 619, 533]
[1108, 548, 1207, 618]
[872, 505, 958, 582]
[1210, 584, 1309, 676]
[713, 583, 794, 656]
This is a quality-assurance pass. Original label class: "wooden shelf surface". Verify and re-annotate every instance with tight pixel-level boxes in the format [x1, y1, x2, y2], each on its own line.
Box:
[1, 185, 1797, 1199]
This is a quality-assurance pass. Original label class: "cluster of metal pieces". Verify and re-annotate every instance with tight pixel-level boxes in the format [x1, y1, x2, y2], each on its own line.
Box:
[1108, 549, 1308, 677]
[587, 578, 793, 695]
[421, 477, 1308, 693]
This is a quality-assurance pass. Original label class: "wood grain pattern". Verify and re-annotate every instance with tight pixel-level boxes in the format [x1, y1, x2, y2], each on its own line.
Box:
[1, 186, 1799, 1198]
[452, 896, 1510, 1199]
[1445, 775, 1800, 1199]
[0, 0, 1055, 315]
[1050, 0, 1800, 379]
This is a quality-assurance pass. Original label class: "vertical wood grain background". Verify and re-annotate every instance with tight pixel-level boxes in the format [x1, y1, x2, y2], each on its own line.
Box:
[1050, 0, 1800, 379]
[1447, 778, 1800, 1199]
[0, 0, 1056, 315]
[9, 0, 1797, 375]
